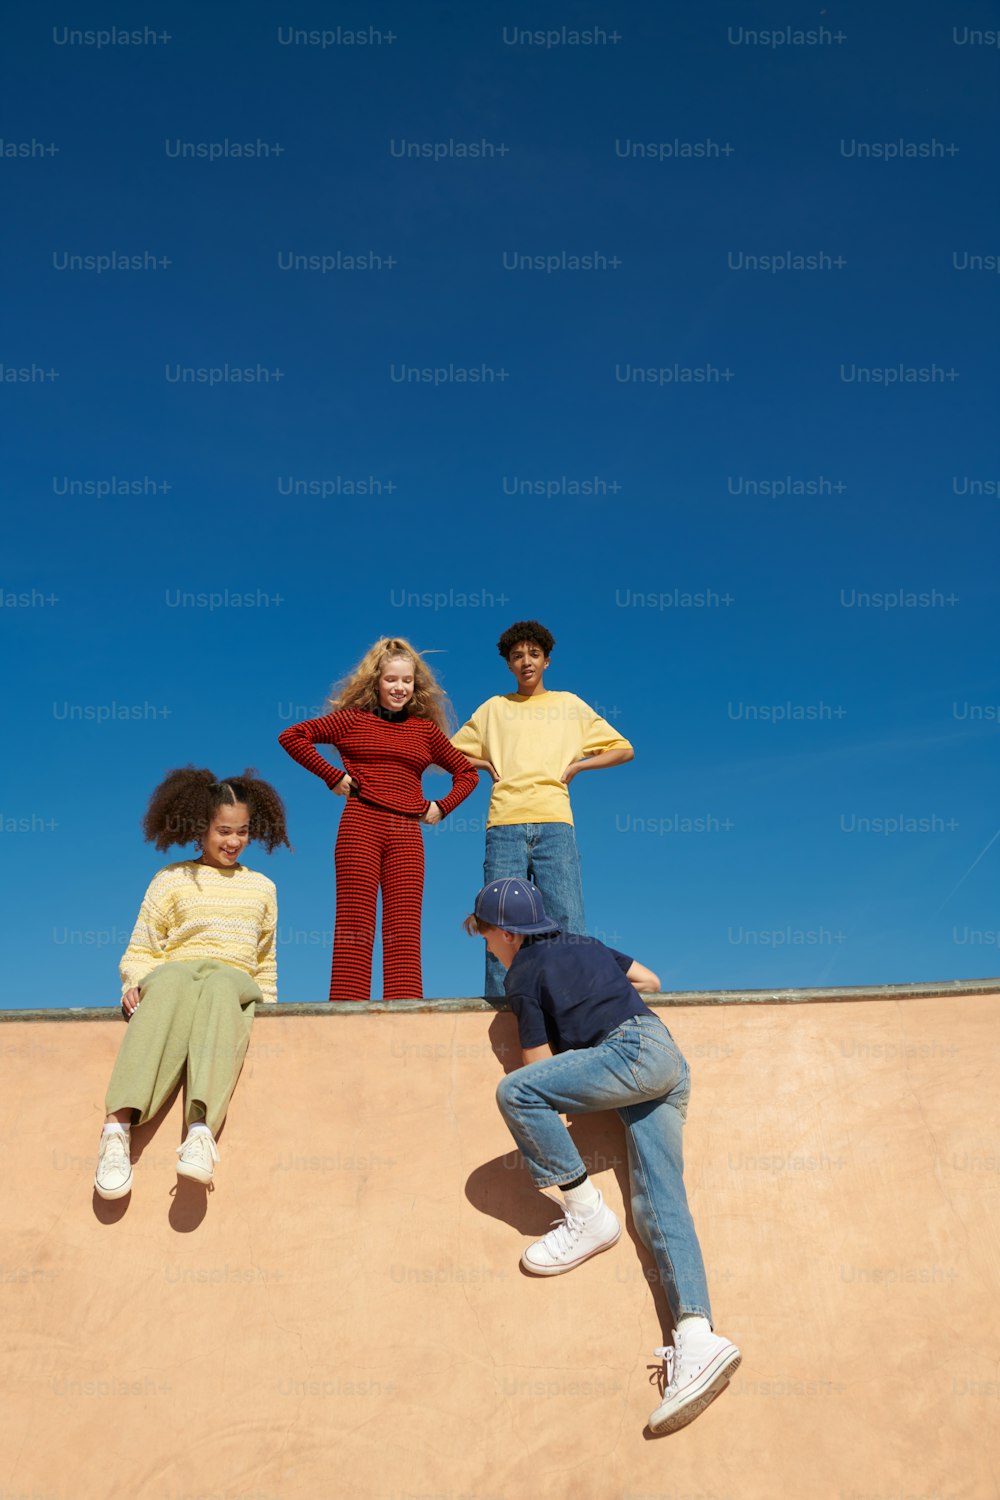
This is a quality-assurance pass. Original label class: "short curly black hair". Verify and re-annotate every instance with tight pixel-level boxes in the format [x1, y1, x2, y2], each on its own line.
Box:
[497, 620, 555, 660]
[142, 766, 291, 854]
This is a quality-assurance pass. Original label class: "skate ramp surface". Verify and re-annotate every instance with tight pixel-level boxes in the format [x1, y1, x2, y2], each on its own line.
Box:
[2, 988, 998, 1500]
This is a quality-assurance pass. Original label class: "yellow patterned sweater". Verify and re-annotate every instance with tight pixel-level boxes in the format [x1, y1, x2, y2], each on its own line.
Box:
[119, 861, 278, 1003]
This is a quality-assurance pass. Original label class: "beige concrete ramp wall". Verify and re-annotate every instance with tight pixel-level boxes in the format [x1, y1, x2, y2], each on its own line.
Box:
[2, 992, 998, 1500]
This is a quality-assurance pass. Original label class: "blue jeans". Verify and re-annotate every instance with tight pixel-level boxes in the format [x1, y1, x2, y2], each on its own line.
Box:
[495, 1015, 712, 1323]
[483, 822, 585, 997]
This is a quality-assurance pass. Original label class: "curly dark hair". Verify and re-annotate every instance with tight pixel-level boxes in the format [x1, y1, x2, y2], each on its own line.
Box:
[142, 766, 291, 854]
[497, 620, 555, 660]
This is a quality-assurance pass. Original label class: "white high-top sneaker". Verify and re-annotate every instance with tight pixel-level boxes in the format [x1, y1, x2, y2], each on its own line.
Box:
[95, 1129, 132, 1200]
[520, 1191, 621, 1275]
[176, 1129, 220, 1185]
[648, 1320, 741, 1434]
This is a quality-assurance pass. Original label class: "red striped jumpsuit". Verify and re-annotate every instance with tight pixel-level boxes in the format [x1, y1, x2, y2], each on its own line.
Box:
[279, 708, 478, 1001]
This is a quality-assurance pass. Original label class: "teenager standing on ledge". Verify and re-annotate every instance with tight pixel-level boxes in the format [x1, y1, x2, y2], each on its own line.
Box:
[279, 637, 477, 1001]
[452, 621, 634, 997]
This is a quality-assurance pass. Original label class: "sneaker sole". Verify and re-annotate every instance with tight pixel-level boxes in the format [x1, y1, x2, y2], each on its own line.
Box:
[176, 1162, 213, 1185]
[94, 1174, 132, 1201]
[649, 1350, 742, 1435]
[520, 1223, 622, 1276]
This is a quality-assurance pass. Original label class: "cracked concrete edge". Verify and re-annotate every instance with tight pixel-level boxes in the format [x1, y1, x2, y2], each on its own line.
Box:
[2, 976, 998, 1022]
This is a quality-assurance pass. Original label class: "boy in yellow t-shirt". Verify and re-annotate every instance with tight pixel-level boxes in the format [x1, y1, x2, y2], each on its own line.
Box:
[452, 620, 634, 997]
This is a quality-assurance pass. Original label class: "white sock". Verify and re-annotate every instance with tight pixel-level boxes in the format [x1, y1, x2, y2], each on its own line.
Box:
[186, 1122, 212, 1137]
[678, 1315, 712, 1339]
[560, 1176, 601, 1214]
[102, 1122, 129, 1136]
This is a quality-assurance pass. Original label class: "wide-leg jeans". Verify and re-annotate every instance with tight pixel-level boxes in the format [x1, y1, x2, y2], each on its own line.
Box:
[482, 821, 585, 997]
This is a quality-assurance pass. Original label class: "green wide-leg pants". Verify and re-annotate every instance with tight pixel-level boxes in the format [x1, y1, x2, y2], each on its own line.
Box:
[105, 960, 261, 1136]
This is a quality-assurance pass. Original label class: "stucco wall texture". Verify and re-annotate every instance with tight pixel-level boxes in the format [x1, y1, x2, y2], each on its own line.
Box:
[2, 994, 998, 1500]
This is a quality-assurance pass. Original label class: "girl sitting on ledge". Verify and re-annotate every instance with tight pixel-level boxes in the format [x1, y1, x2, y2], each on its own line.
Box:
[94, 766, 289, 1201]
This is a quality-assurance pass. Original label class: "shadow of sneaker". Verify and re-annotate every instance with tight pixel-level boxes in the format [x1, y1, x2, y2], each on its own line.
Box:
[168, 1174, 210, 1233]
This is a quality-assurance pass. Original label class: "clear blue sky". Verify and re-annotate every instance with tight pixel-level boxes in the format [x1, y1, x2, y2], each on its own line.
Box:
[3, 1, 998, 1008]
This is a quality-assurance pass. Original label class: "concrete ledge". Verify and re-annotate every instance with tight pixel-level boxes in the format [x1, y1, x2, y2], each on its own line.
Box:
[3, 975, 998, 1022]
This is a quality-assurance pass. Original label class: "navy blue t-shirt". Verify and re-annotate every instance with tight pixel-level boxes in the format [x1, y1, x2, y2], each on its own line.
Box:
[504, 932, 655, 1052]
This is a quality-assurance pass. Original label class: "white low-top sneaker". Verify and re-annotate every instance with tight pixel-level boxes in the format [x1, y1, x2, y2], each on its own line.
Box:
[648, 1324, 741, 1434]
[95, 1129, 132, 1200]
[521, 1192, 622, 1275]
[176, 1130, 220, 1185]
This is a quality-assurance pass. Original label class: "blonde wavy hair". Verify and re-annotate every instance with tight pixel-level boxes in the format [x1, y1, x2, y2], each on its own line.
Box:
[326, 637, 455, 733]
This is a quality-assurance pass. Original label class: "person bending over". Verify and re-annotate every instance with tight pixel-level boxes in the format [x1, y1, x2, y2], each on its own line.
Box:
[465, 877, 740, 1436]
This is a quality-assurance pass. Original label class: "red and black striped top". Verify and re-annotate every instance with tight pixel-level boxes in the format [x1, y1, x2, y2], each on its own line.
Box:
[278, 709, 478, 820]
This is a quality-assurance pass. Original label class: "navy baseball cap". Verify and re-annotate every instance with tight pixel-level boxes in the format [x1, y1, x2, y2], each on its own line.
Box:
[473, 879, 561, 935]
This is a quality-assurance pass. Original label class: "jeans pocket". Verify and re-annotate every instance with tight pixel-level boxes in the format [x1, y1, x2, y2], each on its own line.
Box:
[629, 1022, 687, 1099]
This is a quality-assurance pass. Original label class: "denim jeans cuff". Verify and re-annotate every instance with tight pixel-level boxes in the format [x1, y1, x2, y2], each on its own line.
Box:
[677, 1307, 714, 1325]
[525, 1170, 576, 1191]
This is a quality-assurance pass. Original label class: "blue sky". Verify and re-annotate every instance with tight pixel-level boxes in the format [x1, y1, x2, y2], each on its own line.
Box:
[3, 1, 998, 1008]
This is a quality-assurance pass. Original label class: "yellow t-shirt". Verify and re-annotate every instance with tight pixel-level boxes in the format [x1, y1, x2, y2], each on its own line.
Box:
[451, 691, 633, 828]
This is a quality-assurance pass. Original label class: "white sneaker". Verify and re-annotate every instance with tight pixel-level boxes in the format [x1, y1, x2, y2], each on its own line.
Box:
[521, 1191, 621, 1275]
[176, 1130, 219, 1185]
[648, 1323, 741, 1435]
[95, 1129, 132, 1200]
